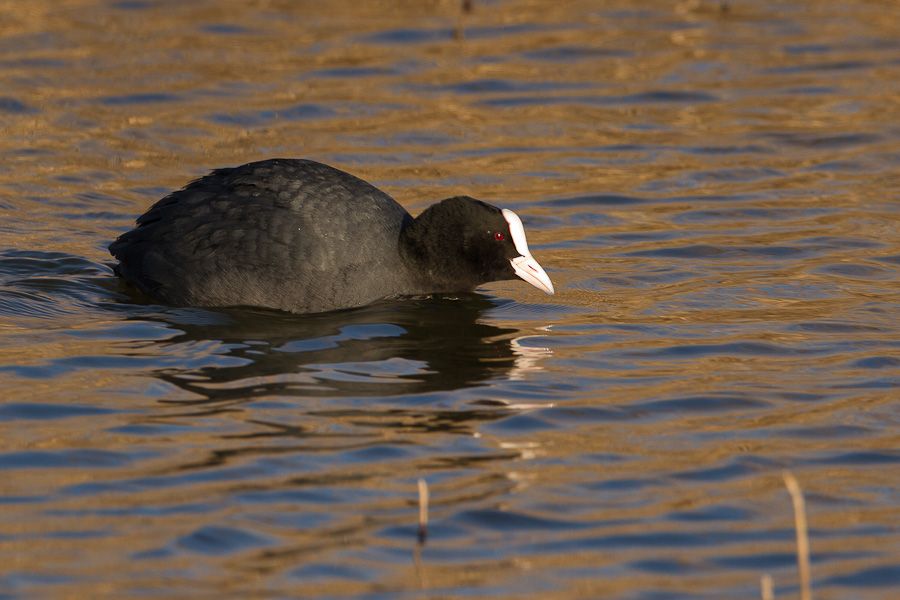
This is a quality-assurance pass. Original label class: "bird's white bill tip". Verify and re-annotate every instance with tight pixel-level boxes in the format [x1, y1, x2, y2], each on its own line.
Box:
[510, 254, 554, 295]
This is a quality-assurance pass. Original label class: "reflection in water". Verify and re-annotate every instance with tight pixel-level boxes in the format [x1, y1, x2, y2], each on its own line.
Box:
[3, 0, 900, 598]
[141, 294, 532, 402]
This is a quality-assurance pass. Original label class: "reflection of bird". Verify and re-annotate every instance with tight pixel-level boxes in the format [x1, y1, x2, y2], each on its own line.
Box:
[508, 335, 552, 380]
[145, 296, 529, 402]
[110, 159, 553, 314]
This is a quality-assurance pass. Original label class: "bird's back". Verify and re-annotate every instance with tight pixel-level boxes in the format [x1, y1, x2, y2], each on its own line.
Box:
[110, 159, 415, 313]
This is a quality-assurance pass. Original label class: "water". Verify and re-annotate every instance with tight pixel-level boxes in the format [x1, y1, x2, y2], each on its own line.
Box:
[2, 1, 900, 598]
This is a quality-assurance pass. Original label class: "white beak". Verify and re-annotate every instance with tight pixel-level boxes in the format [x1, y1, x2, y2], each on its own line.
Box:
[502, 208, 554, 295]
[510, 254, 555, 295]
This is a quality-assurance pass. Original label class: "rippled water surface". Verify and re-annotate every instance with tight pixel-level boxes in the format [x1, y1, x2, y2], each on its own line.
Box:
[3, 1, 900, 598]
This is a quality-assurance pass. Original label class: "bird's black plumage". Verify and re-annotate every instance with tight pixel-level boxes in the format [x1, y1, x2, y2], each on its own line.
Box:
[109, 159, 552, 314]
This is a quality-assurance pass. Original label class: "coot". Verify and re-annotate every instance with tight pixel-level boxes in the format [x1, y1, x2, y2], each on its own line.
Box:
[109, 159, 553, 314]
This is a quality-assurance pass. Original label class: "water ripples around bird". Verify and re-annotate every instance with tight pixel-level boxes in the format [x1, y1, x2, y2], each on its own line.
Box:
[2, 1, 900, 598]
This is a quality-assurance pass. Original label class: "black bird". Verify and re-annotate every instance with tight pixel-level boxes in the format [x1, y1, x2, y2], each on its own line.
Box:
[109, 159, 554, 314]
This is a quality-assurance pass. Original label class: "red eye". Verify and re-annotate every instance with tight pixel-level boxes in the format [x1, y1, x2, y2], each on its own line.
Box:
[494, 232, 504, 241]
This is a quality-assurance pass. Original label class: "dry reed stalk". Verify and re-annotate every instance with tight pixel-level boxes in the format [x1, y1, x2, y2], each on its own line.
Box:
[783, 471, 812, 600]
[760, 573, 774, 600]
[418, 477, 429, 544]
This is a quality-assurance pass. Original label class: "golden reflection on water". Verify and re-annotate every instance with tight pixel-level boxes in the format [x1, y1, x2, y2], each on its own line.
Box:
[2, 0, 900, 598]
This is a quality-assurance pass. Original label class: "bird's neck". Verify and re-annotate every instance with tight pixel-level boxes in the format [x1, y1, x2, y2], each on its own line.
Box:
[398, 209, 479, 293]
